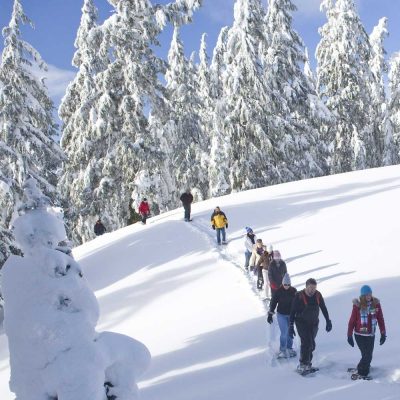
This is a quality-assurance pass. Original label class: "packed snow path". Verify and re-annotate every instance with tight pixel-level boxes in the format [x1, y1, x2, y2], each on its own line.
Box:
[1, 166, 400, 399]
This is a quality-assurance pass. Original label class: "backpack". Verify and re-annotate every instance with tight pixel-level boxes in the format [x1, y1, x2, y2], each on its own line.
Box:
[301, 290, 321, 305]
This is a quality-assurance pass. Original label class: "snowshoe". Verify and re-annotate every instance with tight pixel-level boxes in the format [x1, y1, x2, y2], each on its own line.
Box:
[287, 349, 297, 358]
[300, 367, 319, 376]
[222, 240, 228, 245]
[276, 351, 287, 359]
[347, 367, 357, 373]
[351, 373, 372, 381]
[297, 364, 318, 376]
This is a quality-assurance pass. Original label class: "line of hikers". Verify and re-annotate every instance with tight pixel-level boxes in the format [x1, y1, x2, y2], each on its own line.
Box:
[244, 227, 386, 378]
[93, 197, 386, 379]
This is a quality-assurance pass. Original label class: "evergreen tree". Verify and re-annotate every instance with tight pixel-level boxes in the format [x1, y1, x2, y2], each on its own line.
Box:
[388, 52, 400, 163]
[220, 0, 276, 192]
[316, 0, 375, 173]
[208, 26, 231, 197]
[0, 0, 62, 265]
[60, 0, 201, 242]
[2, 178, 151, 399]
[262, 0, 330, 181]
[197, 33, 212, 196]
[58, 0, 108, 243]
[165, 26, 207, 200]
[369, 17, 397, 166]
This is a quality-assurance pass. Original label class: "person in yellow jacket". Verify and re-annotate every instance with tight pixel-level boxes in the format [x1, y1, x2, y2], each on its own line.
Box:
[210, 206, 228, 245]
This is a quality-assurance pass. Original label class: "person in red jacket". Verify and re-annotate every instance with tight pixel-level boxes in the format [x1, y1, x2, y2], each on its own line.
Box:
[138, 198, 150, 225]
[347, 285, 386, 378]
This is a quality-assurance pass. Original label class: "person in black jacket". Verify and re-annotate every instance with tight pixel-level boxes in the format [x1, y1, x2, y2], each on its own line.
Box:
[94, 219, 106, 236]
[180, 189, 194, 222]
[268, 250, 287, 297]
[289, 278, 332, 372]
[267, 273, 297, 358]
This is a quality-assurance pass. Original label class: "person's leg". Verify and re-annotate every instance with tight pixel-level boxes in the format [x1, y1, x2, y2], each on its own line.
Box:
[355, 335, 375, 376]
[257, 266, 264, 289]
[277, 313, 289, 352]
[284, 314, 294, 350]
[184, 205, 190, 221]
[187, 204, 191, 220]
[216, 228, 221, 244]
[244, 250, 251, 269]
[221, 227, 226, 242]
[309, 323, 319, 365]
[296, 321, 313, 366]
[262, 269, 270, 298]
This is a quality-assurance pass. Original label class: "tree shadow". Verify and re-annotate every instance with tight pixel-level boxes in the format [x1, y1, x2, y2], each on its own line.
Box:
[290, 263, 339, 278]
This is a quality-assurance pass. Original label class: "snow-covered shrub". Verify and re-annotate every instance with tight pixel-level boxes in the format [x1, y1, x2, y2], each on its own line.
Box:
[2, 179, 150, 400]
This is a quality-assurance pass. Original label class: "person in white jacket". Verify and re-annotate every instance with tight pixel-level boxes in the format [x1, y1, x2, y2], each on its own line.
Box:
[244, 227, 256, 271]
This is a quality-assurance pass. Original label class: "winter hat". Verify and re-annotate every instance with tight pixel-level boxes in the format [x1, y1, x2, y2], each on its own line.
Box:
[282, 273, 291, 286]
[273, 250, 281, 260]
[245, 226, 253, 234]
[360, 285, 372, 296]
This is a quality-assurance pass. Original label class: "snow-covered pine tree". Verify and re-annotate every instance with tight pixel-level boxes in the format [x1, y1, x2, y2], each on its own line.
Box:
[316, 0, 375, 173]
[208, 26, 231, 197]
[220, 0, 276, 192]
[2, 178, 151, 400]
[0, 0, 63, 264]
[165, 26, 207, 201]
[388, 52, 400, 163]
[58, 0, 108, 243]
[261, 0, 331, 181]
[197, 33, 212, 196]
[63, 0, 201, 240]
[370, 18, 398, 166]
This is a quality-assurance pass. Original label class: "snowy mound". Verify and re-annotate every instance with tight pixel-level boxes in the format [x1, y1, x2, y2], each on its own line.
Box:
[1, 179, 150, 400]
[1, 166, 400, 400]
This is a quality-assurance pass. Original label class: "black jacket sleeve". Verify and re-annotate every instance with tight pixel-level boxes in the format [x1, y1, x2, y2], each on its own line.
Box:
[289, 293, 302, 324]
[319, 293, 330, 321]
[269, 289, 280, 313]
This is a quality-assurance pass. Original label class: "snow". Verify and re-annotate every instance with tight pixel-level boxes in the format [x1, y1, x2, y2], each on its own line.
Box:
[1, 165, 400, 399]
[1, 179, 150, 400]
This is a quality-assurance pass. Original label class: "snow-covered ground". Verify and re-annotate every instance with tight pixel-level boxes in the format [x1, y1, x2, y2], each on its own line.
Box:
[1, 165, 400, 399]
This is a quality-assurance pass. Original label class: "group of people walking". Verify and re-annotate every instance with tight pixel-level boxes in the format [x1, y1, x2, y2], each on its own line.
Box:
[94, 195, 386, 380]
[242, 227, 387, 378]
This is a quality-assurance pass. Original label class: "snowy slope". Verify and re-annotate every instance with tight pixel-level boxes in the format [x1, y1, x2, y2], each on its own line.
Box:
[1, 165, 400, 399]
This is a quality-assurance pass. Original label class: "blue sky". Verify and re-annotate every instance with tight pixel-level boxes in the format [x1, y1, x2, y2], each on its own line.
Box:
[0, 0, 400, 110]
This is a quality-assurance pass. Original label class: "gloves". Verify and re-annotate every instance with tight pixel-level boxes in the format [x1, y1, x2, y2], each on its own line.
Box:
[288, 324, 296, 338]
[326, 319, 332, 332]
[212, 225, 215, 230]
[347, 336, 354, 347]
[267, 313, 273, 324]
[226, 223, 228, 229]
[380, 334, 386, 345]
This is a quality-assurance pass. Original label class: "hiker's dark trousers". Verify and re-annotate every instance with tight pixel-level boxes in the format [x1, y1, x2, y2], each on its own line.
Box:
[355, 334, 375, 376]
[295, 320, 318, 366]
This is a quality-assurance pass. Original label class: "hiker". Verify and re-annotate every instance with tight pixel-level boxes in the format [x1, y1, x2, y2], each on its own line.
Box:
[267, 273, 297, 358]
[289, 278, 332, 373]
[249, 239, 266, 274]
[256, 249, 271, 297]
[210, 206, 228, 245]
[94, 219, 106, 236]
[267, 244, 274, 262]
[244, 227, 256, 271]
[180, 189, 193, 222]
[347, 285, 386, 378]
[268, 250, 287, 297]
[138, 198, 151, 225]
